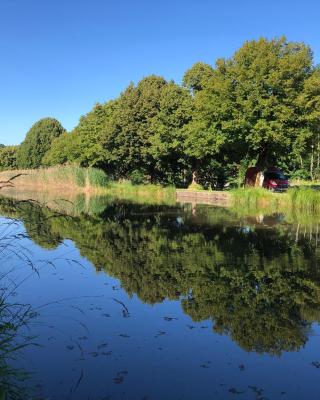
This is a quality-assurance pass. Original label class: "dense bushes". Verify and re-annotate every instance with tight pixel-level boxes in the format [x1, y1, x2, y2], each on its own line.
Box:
[87, 167, 109, 187]
[0, 146, 19, 171]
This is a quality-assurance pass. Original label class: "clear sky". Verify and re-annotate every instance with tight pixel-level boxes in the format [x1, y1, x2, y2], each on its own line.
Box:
[0, 0, 319, 145]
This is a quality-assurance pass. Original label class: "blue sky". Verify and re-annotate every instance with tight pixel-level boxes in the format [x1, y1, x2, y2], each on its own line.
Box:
[0, 0, 319, 145]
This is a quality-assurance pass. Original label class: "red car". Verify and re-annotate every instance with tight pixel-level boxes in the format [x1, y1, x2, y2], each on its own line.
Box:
[245, 167, 289, 191]
[262, 168, 289, 192]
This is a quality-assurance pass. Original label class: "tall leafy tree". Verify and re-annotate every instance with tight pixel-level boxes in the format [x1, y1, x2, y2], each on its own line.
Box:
[17, 118, 66, 169]
[42, 132, 77, 166]
[295, 68, 320, 179]
[149, 82, 194, 185]
[102, 76, 168, 179]
[183, 61, 214, 93]
[184, 37, 314, 185]
[43, 103, 115, 167]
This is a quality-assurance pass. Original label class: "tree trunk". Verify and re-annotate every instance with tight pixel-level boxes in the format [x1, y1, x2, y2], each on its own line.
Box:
[191, 160, 200, 186]
[300, 155, 304, 169]
[317, 134, 320, 179]
[191, 170, 197, 185]
[255, 171, 264, 187]
[311, 145, 314, 181]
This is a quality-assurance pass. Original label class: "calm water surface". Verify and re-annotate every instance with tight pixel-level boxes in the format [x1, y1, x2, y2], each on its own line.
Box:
[1, 194, 320, 399]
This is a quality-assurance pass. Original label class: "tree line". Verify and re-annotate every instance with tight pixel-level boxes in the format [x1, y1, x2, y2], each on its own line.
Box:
[1, 37, 320, 187]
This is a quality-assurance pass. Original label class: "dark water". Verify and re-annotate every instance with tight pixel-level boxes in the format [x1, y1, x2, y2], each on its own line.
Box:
[1, 195, 320, 399]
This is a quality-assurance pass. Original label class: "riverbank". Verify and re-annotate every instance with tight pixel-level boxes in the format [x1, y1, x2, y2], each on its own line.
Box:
[177, 186, 320, 213]
[0, 166, 176, 205]
[2, 167, 320, 212]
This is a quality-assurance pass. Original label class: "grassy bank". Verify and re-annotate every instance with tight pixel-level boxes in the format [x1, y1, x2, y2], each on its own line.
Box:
[0, 166, 176, 205]
[231, 187, 320, 213]
[0, 165, 108, 191]
[2, 167, 320, 212]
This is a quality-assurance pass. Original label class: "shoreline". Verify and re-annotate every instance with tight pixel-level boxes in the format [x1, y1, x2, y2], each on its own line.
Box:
[2, 167, 320, 212]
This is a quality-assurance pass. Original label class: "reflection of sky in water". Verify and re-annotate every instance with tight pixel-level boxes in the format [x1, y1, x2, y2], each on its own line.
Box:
[1, 204, 320, 400]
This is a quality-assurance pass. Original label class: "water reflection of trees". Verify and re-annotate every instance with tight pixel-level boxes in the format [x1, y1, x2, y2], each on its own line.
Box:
[2, 197, 320, 355]
[0, 200, 42, 399]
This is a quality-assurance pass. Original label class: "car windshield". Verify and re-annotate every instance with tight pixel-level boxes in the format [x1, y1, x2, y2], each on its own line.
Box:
[265, 172, 286, 180]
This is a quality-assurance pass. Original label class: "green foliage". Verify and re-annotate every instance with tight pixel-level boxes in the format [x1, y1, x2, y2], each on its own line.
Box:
[74, 166, 86, 187]
[231, 187, 278, 206]
[0, 146, 19, 171]
[101, 76, 169, 179]
[187, 182, 204, 191]
[11, 37, 320, 186]
[183, 62, 214, 93]
[231, 186, 320, 213]
[149, 82, 194, 185]
[17, 118, 65, 169]
[287, 187, 320, 212]
[87, 167, 109, 187]
[183, 37, 315, 187]
[42, 132, 76, 166]
[129, 169, 146, 185]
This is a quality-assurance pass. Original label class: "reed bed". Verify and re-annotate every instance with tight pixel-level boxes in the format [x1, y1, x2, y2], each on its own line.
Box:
[0, 166, 176, 205]
[231, 186, 320, 213]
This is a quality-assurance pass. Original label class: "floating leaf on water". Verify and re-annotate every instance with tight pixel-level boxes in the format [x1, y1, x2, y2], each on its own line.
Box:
[163, 316, 178, 321]
[229, 387, 246, 394]
[97, 342, 108, 349]
[119, 333, 130, 338]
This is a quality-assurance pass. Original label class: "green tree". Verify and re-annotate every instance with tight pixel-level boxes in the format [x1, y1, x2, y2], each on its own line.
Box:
[46, 102, 117, 168]
[184, 37, 314, 185]
[183, 61, 214, 93]
[0, 146, 19, 171]
[148, 82, 194, 185]
[17, 118, 66, 169]
[102, 76, 168, 180]
[295, 68, 320, 179]
[42, 132, 76, 166]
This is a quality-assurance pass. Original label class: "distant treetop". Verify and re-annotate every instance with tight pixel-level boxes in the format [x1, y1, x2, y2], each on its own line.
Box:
[17, 118, 66, 169]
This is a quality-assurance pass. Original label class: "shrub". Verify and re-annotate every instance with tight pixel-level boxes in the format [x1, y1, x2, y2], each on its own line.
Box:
[0, 146, 19, 171]
[129, 170, 146, 185]
[187, 182, 204, 191]
[87, 168, 109, 187]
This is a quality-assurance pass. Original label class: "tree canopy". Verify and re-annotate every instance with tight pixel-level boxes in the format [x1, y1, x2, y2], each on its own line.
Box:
[17, 118, 66, 169]
[4, 37, 320, 186]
